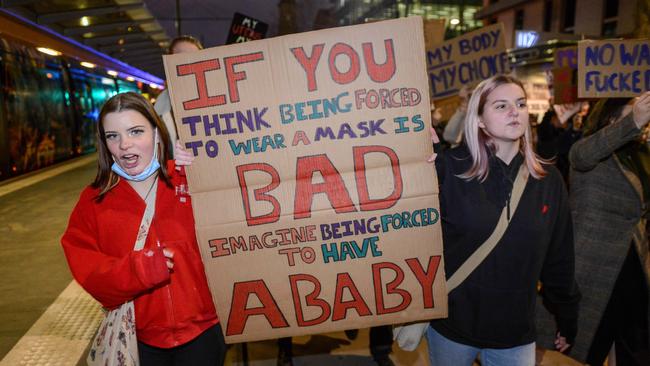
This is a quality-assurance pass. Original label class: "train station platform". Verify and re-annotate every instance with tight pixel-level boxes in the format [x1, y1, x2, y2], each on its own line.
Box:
[0, 156, 581, 366]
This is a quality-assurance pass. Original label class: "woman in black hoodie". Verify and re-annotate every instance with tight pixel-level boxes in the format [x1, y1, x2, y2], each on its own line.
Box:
[426, 75, 581, 366]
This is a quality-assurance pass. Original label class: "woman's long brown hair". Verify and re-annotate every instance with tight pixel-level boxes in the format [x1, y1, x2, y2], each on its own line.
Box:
[93, 92, 173, 198]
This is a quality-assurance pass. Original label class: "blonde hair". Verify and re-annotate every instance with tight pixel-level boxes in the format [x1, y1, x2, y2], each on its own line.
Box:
[460, 75, 547, 182]
[168, 35, 203, 54]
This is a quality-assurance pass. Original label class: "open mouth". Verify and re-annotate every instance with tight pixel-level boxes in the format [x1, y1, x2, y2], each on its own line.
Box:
[120, 154, 139, 169]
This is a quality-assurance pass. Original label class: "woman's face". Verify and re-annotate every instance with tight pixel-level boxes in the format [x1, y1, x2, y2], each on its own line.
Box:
[103, 110, 155, 177]
[479, 83, 529, 145]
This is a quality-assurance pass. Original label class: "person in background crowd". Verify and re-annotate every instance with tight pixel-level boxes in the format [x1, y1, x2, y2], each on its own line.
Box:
[368, 326, 395, 366]
[536, 100, 589, 184]
[277, 336, 293, 366]
[430, 99, 447, 149]
[276, 327, 394, 366]
[565, 92, 650, 365]
[346, 326, 395, 366]
[154, 35, 204, 147]
[442, 85, 471, 147]
[61, 92, 226, 365]
[425, 75, 580, 365]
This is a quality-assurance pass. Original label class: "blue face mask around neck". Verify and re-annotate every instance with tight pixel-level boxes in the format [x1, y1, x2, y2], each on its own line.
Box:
[111, 129, 160, 182]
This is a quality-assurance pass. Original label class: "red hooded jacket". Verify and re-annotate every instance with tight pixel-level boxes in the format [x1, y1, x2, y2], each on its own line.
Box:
[61, 162, 218, 348]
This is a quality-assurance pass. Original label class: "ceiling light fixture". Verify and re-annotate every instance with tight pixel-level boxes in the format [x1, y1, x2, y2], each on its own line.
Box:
[36, 47, 62, 56]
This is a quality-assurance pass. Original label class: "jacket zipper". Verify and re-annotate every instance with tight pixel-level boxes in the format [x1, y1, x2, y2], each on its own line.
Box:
[154, 223, 179, 346]
[165, 280, 178, 346]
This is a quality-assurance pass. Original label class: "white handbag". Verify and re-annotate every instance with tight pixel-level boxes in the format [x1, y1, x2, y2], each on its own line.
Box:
[87, 181, 157, 366]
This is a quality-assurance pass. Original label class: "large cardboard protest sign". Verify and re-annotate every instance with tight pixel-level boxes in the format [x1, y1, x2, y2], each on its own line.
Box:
[426, 23, 509, 100]
[163, 17, 446, 343]
[578, 39, 650, 98]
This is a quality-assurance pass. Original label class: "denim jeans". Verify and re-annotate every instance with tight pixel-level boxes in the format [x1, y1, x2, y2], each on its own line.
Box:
[426, 326, 535, 366]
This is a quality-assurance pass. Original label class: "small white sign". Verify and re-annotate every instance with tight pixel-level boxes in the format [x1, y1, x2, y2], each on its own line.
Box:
[516, 30, 539, 48]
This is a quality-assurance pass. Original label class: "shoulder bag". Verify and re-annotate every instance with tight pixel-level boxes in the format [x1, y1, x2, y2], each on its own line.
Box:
[394, 164, 529, 351]
[87, 182, 157, 366]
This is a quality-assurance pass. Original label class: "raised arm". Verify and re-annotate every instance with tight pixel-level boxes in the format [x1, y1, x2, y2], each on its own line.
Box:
[570, 92, 650, 172]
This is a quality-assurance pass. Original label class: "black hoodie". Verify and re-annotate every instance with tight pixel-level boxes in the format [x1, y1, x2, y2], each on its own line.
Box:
[430, 144, 581, 349]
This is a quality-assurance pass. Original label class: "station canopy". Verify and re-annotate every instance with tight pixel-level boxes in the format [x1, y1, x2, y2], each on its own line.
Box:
[1, 0, 171, 78]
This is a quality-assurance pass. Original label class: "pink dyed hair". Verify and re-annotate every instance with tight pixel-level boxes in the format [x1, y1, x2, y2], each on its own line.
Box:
[460, 74, 548, 182]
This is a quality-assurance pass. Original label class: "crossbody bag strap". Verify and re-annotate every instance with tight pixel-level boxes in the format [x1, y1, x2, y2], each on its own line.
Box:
[446, 163, 529, 292]
[133, 178, 158, 251]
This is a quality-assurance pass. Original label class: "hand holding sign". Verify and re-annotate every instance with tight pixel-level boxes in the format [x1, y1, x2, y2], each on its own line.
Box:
[553, 102, 583, 125]
[633, 92, 650, 129]
[427, 128, 440, 163]
[174, 140, 195, 168]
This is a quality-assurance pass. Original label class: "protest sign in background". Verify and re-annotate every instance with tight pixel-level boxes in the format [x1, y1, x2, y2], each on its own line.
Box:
[554, 46, 577, 69]
[225, 12, 268, 44]
[522, 78, 551, 122]
[163, 16, 446, 343]
[424, 19, 445, 53]
[426, 23, 510, 100]
[578, 39, 650, 98]
[552, 67, 578, 104]
[552, 46, 578, 104]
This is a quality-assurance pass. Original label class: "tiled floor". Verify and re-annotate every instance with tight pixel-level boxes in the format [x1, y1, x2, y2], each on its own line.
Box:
[0, 282, 102, 366]
[0, 156, 97, 362]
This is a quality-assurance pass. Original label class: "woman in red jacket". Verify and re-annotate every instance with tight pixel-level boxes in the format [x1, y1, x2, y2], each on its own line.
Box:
[61, 92, 226, 365]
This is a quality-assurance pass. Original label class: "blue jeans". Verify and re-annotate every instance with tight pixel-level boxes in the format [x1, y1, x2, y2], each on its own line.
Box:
[426, 326, 535, 366]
